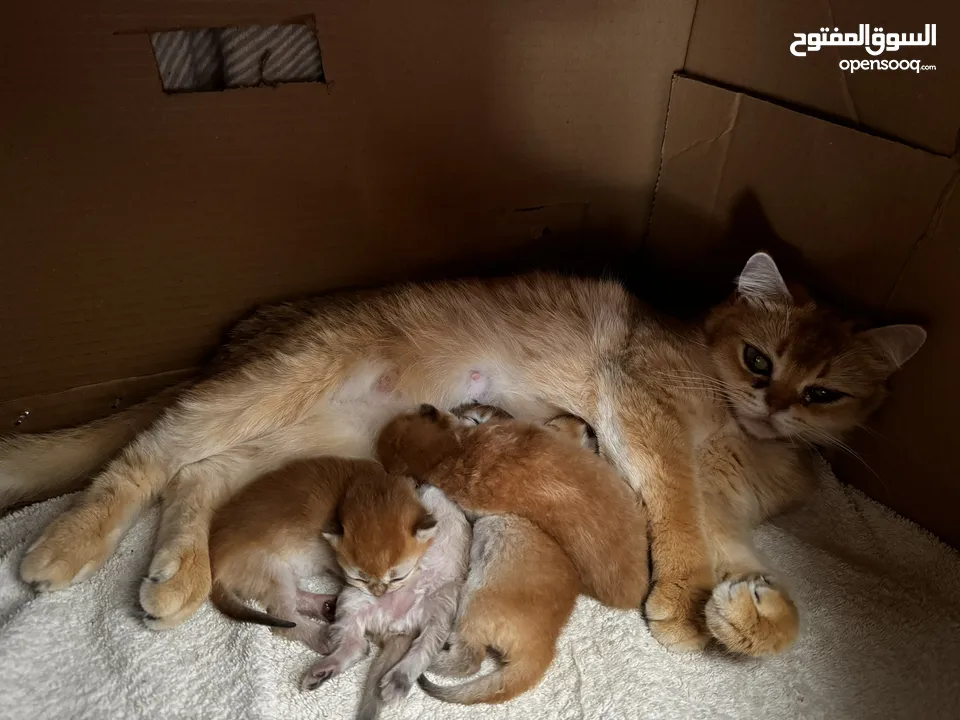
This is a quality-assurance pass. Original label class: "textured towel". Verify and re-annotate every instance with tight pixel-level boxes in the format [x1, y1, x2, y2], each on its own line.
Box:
[1, 473, 959, 720]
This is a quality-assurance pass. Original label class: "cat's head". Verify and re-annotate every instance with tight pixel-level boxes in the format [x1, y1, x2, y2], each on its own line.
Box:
[322, 472, 437, 597]
[705, 252, 926, 444]
[377, 404, 462, 478]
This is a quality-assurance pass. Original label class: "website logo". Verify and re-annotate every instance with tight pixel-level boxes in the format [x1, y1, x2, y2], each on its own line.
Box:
[790, 24, 937, 73]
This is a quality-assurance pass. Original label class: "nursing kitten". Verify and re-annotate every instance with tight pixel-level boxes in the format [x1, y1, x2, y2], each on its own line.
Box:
[414, 403, 582, 705]
[14, 255, 924, 658]
[208, 457, 430, 652]
[377, 405, 650, 610]
[420, 514, 579, 705]
[302, 484, 470, 720]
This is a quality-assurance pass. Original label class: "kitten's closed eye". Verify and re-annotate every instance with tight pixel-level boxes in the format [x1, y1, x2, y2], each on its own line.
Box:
[743, 344, 773, 377]
[389, 569, 413, 585]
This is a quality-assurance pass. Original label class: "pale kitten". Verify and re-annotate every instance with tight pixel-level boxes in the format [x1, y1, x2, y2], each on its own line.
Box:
[302, 484, 470, 720]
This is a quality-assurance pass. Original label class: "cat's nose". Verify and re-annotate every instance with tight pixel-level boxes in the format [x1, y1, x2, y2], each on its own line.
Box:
[370, 582, 387, 597]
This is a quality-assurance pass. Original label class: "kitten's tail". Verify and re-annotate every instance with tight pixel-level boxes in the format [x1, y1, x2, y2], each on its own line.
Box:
[418, 650, 545, 705]
[0, 382, 187, 512]
[356, 633, 416, 720]
[210, 582, 296, 629]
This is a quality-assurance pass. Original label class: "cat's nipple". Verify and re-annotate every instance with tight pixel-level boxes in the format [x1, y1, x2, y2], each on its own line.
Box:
[375, 370, 396, 394]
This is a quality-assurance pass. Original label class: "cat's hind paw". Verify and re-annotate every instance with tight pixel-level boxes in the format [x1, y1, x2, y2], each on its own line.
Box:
[21, 508, 118, 591]
[379, 667, 414, 704]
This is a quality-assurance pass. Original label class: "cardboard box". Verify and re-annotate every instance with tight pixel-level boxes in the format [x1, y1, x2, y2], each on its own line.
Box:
[2, 3, 957, 543]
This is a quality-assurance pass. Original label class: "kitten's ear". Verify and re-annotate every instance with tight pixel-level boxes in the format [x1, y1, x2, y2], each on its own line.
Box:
[858, 324, 927, 371]
[418, 404, 440, 420]
[321, 514, 344, 547]
[737, 252, 792, 304]
[414, 512, 438, 542]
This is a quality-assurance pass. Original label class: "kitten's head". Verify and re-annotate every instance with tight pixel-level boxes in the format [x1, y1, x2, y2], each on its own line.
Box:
[322, 471, 437, 597]
[705, 252, 926, 444]
[377, 404, 462, 478]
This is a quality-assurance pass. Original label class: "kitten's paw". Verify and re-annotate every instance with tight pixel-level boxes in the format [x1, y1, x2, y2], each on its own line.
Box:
[645, 580, 710, 653]
[20, 509, 118, 591]
[301, 659, 340, 692]
[705, 574, 799, 656]
[380, 668, 414, 704]
[139, 544, 211, 630]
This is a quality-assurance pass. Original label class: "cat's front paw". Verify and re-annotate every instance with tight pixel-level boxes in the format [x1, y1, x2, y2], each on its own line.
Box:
[705, 574, 798, 656]
[380, 667, 414, 704]
[644, 578, 710, 653]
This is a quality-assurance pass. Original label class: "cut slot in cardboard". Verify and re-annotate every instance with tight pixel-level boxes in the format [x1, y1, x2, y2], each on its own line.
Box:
[150, 23, 325, 93]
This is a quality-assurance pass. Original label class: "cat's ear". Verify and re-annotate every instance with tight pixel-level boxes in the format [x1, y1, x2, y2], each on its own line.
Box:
[858, 324, 927, 372]
[321, 514, 344, 547]
[737, 252, 792, 304]
[414, 513, 438, 542]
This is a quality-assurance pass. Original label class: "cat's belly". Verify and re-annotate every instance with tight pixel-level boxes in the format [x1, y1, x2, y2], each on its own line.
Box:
[361, 587, 421, 636]
[259, 361, 560, 461]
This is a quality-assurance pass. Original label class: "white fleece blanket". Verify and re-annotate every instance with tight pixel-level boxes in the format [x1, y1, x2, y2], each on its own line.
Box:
[1, 475, 959, 720]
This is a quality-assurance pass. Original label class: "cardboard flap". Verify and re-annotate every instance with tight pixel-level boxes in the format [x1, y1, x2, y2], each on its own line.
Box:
[684, 1, 960, 155]
[650, 75, 956, 309]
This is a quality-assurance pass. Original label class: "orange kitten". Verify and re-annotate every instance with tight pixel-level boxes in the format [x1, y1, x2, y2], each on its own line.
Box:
[208, 457, 429, 652]
[415, 403, 582, 705]
[377, 405, 650, 610]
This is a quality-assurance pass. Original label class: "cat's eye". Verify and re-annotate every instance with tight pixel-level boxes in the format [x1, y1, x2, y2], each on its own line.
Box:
[389, 570, 412, 584]
[803, 386, 847, 404]
[743, 344, 772, 377]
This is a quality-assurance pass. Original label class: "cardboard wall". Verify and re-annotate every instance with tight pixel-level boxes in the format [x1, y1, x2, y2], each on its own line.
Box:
[2, 0, 697, 428]
[685, 0, 960, 154]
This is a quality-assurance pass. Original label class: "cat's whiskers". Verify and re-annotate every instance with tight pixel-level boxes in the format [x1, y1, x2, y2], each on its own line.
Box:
[653, 370, 737, 388]
[854, 423, 886, 441]
[652, 372, 745, 399]
[801, 426, 886, 491]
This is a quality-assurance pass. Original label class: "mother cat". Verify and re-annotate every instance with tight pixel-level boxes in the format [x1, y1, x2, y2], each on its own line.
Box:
[4, 252, 924, 656]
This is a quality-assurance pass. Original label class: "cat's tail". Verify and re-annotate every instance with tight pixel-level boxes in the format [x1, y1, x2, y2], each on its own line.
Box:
[418, 649, 545, 705]
[356, 633, 416, 720]
[0, 382, 187, 512]
[210, 582, 296, 629]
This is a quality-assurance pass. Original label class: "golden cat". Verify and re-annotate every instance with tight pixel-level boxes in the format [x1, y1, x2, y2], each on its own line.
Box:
[7, 254, 924, 656]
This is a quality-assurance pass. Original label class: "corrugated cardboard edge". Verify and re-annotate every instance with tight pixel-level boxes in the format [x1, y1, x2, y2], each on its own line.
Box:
[885, 167, 960, 310]
[646, 74, 745, 242]
[0, 369, 196, 435]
